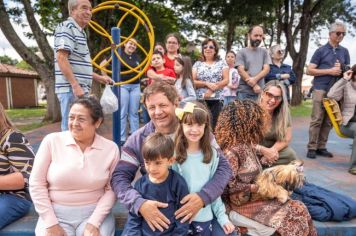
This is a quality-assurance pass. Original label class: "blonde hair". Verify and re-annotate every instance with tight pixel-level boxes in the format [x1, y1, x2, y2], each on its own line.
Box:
[0, 102, 14, 133]
[259, 80, 290, 141]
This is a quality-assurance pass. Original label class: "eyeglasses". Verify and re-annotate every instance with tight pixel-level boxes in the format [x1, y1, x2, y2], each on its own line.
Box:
[203, 45, 215, 50]
[334, 31, 346, 36]
[264, 91, 282, 101]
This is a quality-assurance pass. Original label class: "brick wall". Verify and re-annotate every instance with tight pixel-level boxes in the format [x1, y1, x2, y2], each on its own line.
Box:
[11, 77, 37, 108]
[0, 77, 8, 109]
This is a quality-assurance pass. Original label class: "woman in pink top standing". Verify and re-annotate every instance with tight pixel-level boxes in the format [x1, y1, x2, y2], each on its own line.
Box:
[30, 96, 119, 236]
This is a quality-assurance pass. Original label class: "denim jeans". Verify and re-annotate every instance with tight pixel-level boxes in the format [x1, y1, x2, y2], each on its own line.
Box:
[57, 91, 75, 131]
[0, 194, 32, 229]
[120, 84, 141, 142]
[237, 92, 258, 101]
[340, 122, 356, 169]
[223, 96, 237, 106]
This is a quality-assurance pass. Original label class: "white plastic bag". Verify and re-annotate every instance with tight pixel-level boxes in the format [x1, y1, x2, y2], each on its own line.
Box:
[100, 85, 118, 114]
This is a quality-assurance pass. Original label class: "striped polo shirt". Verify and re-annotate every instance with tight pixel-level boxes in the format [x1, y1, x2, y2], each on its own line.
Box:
[54, 17, 93, 94]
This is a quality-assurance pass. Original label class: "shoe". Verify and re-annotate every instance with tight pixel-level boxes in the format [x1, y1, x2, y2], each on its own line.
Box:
[316, 149, 333, 157]
[306, 149, 316, 159]
[349, 167, 356, 175]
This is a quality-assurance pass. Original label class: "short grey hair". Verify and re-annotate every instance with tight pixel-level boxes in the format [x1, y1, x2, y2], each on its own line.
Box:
[68, 0, 78, 15]
[329, 20, 347, 33]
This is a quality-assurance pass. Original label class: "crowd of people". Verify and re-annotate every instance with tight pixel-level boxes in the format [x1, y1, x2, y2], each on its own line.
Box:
[1, 0, 355, 235]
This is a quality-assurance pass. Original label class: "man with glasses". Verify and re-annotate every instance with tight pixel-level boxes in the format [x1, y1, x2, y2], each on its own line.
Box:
[306, 20, 350, 159]
[236, 25, 271, 101]
[54, 0, 112, 131]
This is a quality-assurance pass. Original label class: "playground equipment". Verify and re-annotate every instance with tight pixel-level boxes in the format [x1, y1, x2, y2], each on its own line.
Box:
[89, 1, 154, 145]
[323, 98, 347, 138]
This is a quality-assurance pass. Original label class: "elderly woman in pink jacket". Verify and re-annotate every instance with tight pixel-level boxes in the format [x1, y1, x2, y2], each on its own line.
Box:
[30, 96, 119, 236]
[328, 65, 356, 175]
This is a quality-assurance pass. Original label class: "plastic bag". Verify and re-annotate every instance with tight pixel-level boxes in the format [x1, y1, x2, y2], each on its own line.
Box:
[100, 85, 118, 114]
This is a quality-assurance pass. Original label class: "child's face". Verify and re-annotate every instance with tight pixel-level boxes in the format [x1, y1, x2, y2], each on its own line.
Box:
[174, 60, 183, 75]
[182, 122, 205, 145]
[151, 54, 165, 69]
[144, 156, 174, 183]
[154, 45, 165, 55]
[225, 52, 236, 66]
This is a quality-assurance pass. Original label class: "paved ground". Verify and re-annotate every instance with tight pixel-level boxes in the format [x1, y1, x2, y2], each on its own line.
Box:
[22, 115, 356, 235]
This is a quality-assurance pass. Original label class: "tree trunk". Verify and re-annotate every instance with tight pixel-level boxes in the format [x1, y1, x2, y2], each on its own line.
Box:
[0, 0, 59, 121]
[225, 20, 236, 52]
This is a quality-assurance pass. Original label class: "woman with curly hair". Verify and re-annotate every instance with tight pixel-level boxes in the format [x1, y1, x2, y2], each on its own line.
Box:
[256, 80, 298, 166]
[215, 100, 317, 236]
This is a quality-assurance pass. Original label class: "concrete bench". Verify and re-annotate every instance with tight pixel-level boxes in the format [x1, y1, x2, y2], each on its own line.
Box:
[0, 203, 128, 236]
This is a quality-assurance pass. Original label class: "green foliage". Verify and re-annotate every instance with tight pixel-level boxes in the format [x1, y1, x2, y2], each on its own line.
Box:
[290, 100, 312, 117]
[16, 60, 34, 70]
[6, 107, 46, 119]
[0, 55, 18, 65]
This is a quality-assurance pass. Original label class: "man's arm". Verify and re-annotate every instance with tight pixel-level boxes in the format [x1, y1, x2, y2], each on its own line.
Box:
[306, 63, 341, 77]
[111, 148, 143, 214]
[56, 50, 84, 97]
[93, 72, 113, 84]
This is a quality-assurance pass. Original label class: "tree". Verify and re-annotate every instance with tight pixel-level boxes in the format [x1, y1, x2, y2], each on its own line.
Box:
[0, 55, 18, 65]
[0, 0, 60, 122]
[279, 0, 356, 105]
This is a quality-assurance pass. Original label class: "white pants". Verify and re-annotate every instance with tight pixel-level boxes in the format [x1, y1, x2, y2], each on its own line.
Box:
[35, 204, 115, 236]
[229, 211, 275, 236]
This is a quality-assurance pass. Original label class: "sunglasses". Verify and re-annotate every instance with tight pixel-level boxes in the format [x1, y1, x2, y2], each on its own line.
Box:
[334, 31, 346, 36]
[203, 45, 215, 50]
[264, 91, 282, 101]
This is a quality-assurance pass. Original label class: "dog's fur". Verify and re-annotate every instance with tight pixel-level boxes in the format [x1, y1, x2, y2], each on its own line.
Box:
[255, 160, 304, 203]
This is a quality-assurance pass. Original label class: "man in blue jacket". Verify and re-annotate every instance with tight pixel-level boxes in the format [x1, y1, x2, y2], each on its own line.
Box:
[111, 82, 233, 235]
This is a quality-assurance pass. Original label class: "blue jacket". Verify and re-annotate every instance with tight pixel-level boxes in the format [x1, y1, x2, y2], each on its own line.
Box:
[292, 182, 356, 221]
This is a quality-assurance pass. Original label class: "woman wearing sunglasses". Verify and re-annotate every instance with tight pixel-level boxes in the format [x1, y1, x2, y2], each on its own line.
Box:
[328, 65, 356, 175]
[255, 80, 298, 167]
[192, 38, 229, 130]
[265, 44, 296, 102]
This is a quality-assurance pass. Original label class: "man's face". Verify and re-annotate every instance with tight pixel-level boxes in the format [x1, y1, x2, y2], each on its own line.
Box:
[329, 26, 346, 45]
[249, 26, 264, 48]
[145, 92, 178, 134]
[71, 0, 92, 28]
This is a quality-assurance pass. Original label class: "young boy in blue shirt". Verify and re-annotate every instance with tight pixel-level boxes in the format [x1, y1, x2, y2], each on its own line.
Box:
[123, 133, 189, 235]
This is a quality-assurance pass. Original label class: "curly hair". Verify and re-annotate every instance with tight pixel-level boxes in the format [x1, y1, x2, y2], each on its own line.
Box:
[175, 101, 212, 164]
[215, 100, 267, 151]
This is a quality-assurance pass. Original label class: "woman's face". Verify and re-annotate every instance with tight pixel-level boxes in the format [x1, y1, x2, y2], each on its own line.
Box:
[68, 104, 100, 142]
[203, 41, 216, 61]
[124, 39, 137, 55]
[165, 36, 179, 54]
[260, 86, 283, 113]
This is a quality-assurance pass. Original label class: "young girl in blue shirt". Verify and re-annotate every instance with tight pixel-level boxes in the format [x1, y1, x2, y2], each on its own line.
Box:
[172, 101, 235, 235]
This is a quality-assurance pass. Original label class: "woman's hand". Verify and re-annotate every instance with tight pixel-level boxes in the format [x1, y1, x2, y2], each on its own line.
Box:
[139, 200, 170, 232]
[260, 146, 279, 164]
[206, 82, 218, 91]
[223, 221, 236, 234]
[203, 89, 214, 98]
[83, 223, 100, 236]
[45, 224, 67, 236]
[175, 193, 204, 223]
[343, 69, 353, 81]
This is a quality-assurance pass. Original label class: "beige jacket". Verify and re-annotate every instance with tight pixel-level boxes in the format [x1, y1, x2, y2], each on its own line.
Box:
[327, 78, 356, 125]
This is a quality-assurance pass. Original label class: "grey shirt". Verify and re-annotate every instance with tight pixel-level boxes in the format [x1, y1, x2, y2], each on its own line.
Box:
[175, 78, 196, 104]
[236, 47, 271, 94]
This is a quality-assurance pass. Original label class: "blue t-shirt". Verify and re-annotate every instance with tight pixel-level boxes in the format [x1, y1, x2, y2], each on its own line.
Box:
[123, 169, 189, 235]
[309, 42, 350, 91]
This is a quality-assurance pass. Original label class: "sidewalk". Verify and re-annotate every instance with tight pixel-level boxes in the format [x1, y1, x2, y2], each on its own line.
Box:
[22, 115, 356, 235]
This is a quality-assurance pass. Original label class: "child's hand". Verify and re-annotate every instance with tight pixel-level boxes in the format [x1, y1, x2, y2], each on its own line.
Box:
[223, 221, 235, 234]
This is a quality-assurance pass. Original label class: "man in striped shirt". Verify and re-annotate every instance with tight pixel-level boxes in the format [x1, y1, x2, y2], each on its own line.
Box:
[55, 0, 113, 131]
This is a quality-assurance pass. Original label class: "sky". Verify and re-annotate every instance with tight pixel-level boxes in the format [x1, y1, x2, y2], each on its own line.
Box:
[0, 3, 355, 65]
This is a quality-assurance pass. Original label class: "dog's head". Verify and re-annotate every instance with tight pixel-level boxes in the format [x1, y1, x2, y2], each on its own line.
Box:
[255, 160, 304, 202]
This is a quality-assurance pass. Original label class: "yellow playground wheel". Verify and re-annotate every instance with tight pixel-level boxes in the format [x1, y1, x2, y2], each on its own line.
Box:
[89, 1, 155, 86]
